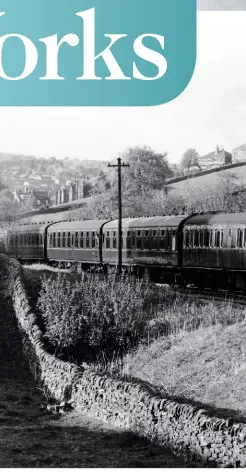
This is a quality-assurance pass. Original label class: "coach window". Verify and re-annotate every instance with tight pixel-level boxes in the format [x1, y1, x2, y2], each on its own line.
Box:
[220, 229, 224, 248]
[52, 233, 56, 248]
[184, 229, 188, 248]
[57, 232, 61, 248]
[39, 234, 43, 245]
[244, 229, 246, 248]
[204, 229, 209, 248]
[214, 229, 220, 248]
[171, 230, 176, 251]
[112, 231, 117, 249]
[74, 232, 79, 248]
[237, 228, 243, 248]
[194, 229, 199, 248]
[189, 230, 194, 248]
[126, 231, 131, 249]
[92, 231, 96, 248]
[143, 230, 149, 250]
[62, 232, 66, 248]
[136, 230, 142, 250]
[159, 230, 165, 250]
[152, 230, 158, 250]
[131, 230, 136, 249]
[106, 231, 110, 249]
[95, 232, 100, 248]
[66, 232, 71, 248]
[80, 232, 84, 248]
[49, 233, 52, 247]
[85, 231, 89, 248]
[209, 229, 214, 248]
[199, 229, 204, 248]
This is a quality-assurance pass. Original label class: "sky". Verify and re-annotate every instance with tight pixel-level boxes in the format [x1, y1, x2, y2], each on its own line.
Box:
[1, 11, 246, 163]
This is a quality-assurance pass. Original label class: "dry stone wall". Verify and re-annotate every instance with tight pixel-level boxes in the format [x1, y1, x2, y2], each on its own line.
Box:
[3, 255, 246, 468]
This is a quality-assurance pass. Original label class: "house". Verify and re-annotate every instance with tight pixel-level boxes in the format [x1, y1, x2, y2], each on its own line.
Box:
[54, 180, 84, 206]
[13, 189, 51, 210]
[232, 142, 246, 164]
[199, 146, 232, 171]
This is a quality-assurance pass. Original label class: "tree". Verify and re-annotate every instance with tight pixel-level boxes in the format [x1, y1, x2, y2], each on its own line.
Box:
[180, 148, 200, 172]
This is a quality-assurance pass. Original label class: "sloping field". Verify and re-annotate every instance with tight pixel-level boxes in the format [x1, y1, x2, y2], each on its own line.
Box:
[123, 320, 246, 421]
[167, 164, 246, 196]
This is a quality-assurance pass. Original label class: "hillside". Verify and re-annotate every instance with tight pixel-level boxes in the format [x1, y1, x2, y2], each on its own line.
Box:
[0, 153, 107, 193]
[167, 163, 246, 196]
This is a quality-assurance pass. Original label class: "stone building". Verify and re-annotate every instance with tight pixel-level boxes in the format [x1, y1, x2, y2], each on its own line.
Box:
[232, 142, 246, 164]
[199, 146, 232, 171]
[55, 180, 84, 206]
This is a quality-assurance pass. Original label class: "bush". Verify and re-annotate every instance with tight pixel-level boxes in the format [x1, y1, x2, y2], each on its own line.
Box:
[37, 272, 153, 362]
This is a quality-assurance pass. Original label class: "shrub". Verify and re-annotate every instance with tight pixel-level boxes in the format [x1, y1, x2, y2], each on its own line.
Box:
[37, 272, 153, 362]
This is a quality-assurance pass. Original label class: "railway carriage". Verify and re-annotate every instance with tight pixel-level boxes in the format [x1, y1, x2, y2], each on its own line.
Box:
[182, 213, 246, 290]
[102, 216, 187, 280]
[46, 220, 110, 267]
[7, 222, 49, 261]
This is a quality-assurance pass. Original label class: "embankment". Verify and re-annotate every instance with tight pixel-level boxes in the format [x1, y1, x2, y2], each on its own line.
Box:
[3, 255, 246, 468]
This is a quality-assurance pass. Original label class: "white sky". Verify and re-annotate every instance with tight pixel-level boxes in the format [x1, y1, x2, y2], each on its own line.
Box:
[1, 11, 246, 163]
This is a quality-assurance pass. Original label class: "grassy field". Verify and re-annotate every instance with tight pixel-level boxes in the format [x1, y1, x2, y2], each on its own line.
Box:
[167, 164, 246, 196]
[123, 317, 246, 421]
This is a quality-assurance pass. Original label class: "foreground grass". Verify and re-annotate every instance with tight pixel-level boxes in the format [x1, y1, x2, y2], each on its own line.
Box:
[123, 320, 246, 420]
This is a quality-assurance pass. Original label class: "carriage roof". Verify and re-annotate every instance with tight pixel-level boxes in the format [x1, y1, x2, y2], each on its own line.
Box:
[185, 212, 246, 226]
[104, 216, 188, 230]
[47, 220, 110, 232]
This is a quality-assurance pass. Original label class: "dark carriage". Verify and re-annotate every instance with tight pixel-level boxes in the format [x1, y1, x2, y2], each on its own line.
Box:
[102, 216, 187, 280]
[46, 220, 110, 267]
[7, 222, 49, 261]
[182, 212, 246, 290]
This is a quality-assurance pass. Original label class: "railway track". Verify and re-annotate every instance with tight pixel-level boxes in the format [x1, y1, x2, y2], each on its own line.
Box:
[173, 286, 246, 307]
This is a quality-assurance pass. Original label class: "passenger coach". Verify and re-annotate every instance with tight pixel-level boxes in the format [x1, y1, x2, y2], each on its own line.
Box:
[47, 220, 110, 267]
[102, 216, 188, 280]
[182, 212, 246, 290]
[8, 222, 48, 261]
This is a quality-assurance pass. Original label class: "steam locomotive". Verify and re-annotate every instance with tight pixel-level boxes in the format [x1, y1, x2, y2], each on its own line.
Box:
[7, 212, 246, 290]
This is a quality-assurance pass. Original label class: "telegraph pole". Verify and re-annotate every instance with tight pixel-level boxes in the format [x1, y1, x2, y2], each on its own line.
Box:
[108, 158, 130, 275]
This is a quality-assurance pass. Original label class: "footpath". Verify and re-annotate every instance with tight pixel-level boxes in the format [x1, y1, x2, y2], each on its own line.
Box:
[0, 270, 188, 468]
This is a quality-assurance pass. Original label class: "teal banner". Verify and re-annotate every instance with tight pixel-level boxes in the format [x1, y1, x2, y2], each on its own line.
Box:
[0, 0, 196, 106]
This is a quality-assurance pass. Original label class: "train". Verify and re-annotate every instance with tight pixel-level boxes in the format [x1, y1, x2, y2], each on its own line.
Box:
[6, 212, 246, 290]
